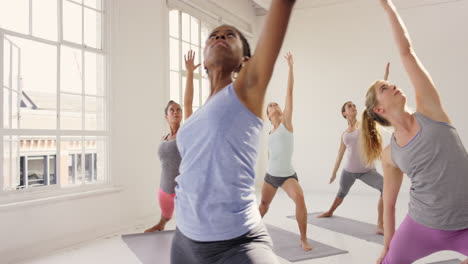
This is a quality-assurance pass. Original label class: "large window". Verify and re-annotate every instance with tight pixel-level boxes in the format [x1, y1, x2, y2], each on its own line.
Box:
[169, 10, 211, 112]
[1, 0, 108, 194]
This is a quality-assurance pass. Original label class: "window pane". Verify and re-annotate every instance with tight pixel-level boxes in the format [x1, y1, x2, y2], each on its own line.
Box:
[32, 0, 58, 41]
[84, 96, 105, 130]
[84, 0, 101, 10]
[61, 46, 82, 94]
[63, 0, 83, 44]
[181, 42, 190, 71]
[84, 8, 102, 49]
[0, 0, 29, 34]
[169, 10, 179, 38]
[169, 38, 179, 71]
[85, 153, 92, 182]
[61, 94, 82, 130]
[85, 137, 106, 183]
[18, 136, 57, 188]
[3, 37, 57, 129]
[3, 137, 11, 191]
[4, 89, 10, 128]
[11, 45, 19, 92]
[49, 155, 56, 184]
[60, 137, 82, 186]
[26, 156, 46, 187]
[85, 51, 104, 96]
[170, 71, 179, 102]
[11, 90, 19, 129]
[190, 17, 199, 45]
[181, 13, 190, 42]
[201, 23, 209, 47]
[3, 39, 11, 88]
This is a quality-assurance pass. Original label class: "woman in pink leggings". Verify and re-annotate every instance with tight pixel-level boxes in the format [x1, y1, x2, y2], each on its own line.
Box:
[145, 51, 200, 232]
[360, 1, 468, 263]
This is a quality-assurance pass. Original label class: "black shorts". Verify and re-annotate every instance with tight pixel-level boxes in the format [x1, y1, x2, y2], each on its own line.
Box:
[264, 173, 298, 188]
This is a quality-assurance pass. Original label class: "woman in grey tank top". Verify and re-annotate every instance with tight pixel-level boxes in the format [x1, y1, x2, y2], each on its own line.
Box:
[145, 51, 200, 232]
[362, 1, 468, 263]
[259, 53, 312, 252]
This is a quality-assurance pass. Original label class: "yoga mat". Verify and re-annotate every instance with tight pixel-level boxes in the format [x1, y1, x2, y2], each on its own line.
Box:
[288, 212, 384, 245]
[122, 224, 348, 263]
[427, 260, 462, 264]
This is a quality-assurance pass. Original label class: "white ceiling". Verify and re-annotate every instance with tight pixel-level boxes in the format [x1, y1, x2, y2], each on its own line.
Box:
[250, 0, 466, 15]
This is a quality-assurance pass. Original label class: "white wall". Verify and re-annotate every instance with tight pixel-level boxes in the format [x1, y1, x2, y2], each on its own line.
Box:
[261, 0, 468, 195]
[0, 1, 258, 263]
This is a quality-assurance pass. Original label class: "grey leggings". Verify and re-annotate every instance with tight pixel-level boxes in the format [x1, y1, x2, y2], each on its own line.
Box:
[337, 169, 383, 199]
[170, 223, 279, 264]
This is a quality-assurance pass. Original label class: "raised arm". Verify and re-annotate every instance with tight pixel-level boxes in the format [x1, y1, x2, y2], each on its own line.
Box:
[330, 135, 347, 184]
[377, 145, 403, 264]
[380, 0, 450, 123]
[183, 50, 201, 120]
[235, 0, 296, 117]
[384, 62, 390, 81]
[282, 52, 294, 131]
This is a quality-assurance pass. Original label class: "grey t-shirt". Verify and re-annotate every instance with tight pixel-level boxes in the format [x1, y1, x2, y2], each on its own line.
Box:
[158, 136, 181, 194]
[391, 112, 468, 230]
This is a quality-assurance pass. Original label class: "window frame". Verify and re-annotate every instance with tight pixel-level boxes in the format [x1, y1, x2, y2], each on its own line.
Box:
[0, 0, 111, 200]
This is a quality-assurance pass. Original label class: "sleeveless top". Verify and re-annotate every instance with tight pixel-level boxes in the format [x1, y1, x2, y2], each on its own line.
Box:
[175, 83, 263, 241]
[267, 123, 295, 177]
[391, 112, 468, 230]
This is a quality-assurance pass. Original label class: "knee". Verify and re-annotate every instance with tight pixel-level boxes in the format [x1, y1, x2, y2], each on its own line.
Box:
[292, 192, 305, 205]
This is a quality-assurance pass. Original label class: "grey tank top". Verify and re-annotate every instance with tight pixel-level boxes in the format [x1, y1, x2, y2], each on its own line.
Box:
[158, 135, 181, 194]
[391, 112, 468, 230]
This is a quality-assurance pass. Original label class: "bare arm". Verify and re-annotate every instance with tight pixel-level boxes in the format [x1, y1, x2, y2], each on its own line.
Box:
[384, 62, 390, 81]
[235, 0, 296, 117]
[183, 50, 201, 120]
[377, 145, 403, 264]
[381, 0, 450, 123]
[330, 135, 347, 184]
[282, 52, 294, 131]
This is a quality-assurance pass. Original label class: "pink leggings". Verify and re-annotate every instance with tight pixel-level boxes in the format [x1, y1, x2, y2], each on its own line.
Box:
[158, 188, 176, 219]
[383, 214, 468, 264]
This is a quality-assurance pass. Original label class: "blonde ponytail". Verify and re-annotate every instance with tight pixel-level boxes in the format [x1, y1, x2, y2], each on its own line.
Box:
[360, 81, 392, 166]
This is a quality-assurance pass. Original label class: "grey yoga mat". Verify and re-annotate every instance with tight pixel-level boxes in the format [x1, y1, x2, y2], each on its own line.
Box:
[288, 212, 384, 245]
[427, 260, 463, 264]
[122, 224, 348, 263]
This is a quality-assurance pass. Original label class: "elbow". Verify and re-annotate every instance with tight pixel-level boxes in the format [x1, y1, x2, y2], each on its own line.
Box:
[399, 44, 414, 58]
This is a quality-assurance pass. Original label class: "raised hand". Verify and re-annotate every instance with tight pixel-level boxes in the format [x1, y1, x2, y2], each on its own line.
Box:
[284, 52, 294, 68]
[184, 50, 201, 73]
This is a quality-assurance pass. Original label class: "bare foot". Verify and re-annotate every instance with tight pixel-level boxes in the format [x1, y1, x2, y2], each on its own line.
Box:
[462, 259, 468, 264]
[376, 227, 384, 235]
[144, 223, 165, 232]
[301, 239, 313, 251]
[317, 211, 333, 218]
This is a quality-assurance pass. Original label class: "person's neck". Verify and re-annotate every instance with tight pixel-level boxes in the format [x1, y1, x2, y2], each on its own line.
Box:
[208, 66, 233, 97]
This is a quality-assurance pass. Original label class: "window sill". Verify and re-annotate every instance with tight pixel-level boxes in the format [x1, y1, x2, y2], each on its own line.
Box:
[0, 184, 123, 211]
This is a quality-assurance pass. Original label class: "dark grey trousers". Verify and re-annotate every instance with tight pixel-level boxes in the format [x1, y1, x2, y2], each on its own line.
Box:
[170, 223, 279, 264]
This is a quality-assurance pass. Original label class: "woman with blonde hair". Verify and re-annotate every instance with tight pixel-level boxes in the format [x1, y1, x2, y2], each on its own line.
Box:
[363, 1, 468, 263]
